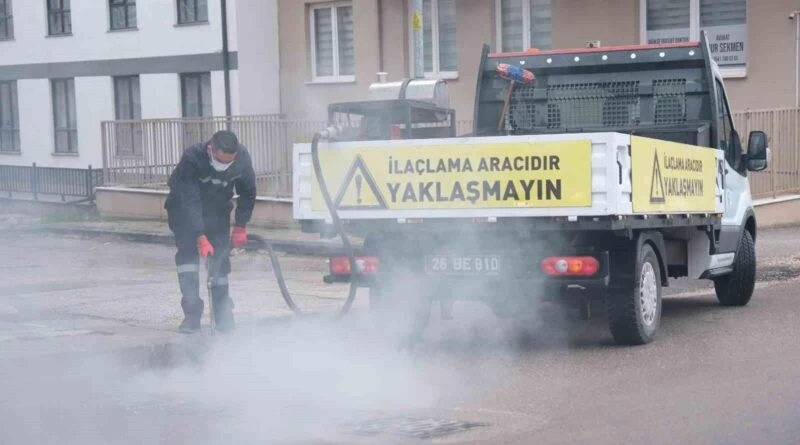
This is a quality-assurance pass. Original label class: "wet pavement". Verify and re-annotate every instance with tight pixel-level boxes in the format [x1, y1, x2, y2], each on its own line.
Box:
[1, 227, 800, 444]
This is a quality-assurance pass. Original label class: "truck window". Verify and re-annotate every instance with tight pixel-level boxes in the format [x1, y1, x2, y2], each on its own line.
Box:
[714, 79, 735, 162]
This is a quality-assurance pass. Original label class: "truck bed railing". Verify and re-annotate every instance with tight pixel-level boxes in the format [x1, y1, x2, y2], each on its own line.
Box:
[475, 38, 715, 138]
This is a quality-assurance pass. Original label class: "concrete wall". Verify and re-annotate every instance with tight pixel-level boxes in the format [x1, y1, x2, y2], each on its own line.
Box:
[95, 187, 297, 229]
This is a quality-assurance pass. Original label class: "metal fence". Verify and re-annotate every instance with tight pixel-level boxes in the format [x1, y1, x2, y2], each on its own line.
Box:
[100, 111, 797, 200]
[101, 115, 325, 198]
[101, 116, 475, 198]
[0, 163, 103, 203]
[732, 107, 800, 199]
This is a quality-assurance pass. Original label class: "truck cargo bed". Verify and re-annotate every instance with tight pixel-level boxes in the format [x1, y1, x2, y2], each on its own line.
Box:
[292, 131, 724, 223]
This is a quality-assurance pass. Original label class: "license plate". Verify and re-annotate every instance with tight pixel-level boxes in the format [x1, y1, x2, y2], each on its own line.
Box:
[424, 254, 501, 276]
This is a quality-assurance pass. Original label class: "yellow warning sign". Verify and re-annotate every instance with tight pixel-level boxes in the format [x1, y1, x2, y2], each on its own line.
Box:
[631, 136, 718, 213]
[310, 140, 593, 211]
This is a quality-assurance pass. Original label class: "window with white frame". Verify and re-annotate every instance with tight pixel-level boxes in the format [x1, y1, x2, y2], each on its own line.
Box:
[114, 75, 141, 120]
[180, 72, 212, 118]
[110, 0, 137, 30]
[309, 2, 354, 82]
[642, 0, 747, 76]
[51, 78, 78, 154]
[410, 0, 458, 77]
[496, 0, 552, 53]
[177, 0, 207, 25]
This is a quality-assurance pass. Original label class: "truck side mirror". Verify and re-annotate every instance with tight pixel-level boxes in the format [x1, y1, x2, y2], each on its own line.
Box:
[746, 130, 769, 172]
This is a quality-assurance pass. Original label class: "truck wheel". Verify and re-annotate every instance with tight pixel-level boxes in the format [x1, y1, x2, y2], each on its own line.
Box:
[607, 242, 662, 345]
[713, 230, 756, 307]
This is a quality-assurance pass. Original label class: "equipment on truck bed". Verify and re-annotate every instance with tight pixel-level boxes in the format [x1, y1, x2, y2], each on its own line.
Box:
[285, 31, 770, 346]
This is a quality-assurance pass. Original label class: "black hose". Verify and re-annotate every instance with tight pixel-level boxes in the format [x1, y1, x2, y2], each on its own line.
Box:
[243, 128, 360, 318]
[247, 233, 301, 314]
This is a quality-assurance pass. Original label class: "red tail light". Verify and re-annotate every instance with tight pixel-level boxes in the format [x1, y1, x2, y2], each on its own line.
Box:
[390, 125, 403, 140]
[330, 256, 380, 275]
[541, 256, 599, 277]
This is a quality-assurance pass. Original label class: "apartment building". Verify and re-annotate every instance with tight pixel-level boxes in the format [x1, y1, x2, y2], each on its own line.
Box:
[0, 0, 279, 169]
[278, 0, 793, 122]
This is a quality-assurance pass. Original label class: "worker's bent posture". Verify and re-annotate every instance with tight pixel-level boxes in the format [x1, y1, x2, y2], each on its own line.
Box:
[165, 130, 257, 333]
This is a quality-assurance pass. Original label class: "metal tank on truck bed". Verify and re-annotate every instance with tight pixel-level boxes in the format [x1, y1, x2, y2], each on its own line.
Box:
[292, 31, 771, 346]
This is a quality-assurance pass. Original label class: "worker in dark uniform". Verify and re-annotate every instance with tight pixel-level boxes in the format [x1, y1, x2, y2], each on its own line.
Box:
[164, 130, 257, 333]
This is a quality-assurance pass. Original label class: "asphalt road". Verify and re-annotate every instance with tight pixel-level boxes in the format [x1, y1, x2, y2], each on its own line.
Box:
[0, 228, 799, 445]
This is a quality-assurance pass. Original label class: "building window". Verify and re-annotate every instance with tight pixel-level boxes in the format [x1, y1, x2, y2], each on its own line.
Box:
[110, 0, 136, 30]
[0, 0, 13, 40]
[496, 0, 552, 52]
[0, 81, 19, 153]
[177, 0, 208, 25]
[309, 2, 355, 82]
[47, 0, 72, 36]
[114, 76, 142, 156]
[51, 78, 78, 154]
[114, 75, 141, 120]
[180, 72, 212, 118]
[641, 0, 747, 77]
[416, 0, 458, 77]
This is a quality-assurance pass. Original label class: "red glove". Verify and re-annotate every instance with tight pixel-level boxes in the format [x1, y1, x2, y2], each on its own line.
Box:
[197, 235, 214, 258]
[231, 226, 248, 248]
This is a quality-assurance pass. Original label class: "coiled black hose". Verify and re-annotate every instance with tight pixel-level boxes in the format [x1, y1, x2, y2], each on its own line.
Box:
[245, 128, 360, 318]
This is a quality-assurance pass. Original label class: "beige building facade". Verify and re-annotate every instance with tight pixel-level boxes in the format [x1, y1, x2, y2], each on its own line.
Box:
[277, 0, 797, 123]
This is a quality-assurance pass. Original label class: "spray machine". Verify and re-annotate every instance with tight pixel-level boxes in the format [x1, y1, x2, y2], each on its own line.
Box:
[276, 32, 771, 347]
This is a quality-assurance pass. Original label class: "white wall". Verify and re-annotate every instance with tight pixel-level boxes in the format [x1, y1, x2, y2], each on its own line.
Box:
[2, 78, 114, 168]
[5, 0, 236, 65]
[75, 77, 115, 169]
[140, 74, 183, 119]
[211, 70, 241, 117]
[235, 0, 280, 115]
[6, 79, 50, 167]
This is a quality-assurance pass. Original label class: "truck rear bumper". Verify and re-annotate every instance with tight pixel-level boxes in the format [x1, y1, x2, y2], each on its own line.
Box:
[326, 250, 612, 301]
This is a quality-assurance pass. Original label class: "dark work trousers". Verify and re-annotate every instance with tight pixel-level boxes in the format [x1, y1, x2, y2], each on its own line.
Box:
[167, 208, 234, 326]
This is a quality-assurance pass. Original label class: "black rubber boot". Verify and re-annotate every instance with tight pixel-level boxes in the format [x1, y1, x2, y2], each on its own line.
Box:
[211, 283, 235, 333]
[178, 271, 203, 333]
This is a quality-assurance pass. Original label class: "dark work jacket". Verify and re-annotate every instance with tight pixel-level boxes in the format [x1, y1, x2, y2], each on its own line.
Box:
[165, 143, 257, 239]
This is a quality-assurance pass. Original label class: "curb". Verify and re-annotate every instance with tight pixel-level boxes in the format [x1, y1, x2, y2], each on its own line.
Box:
[18, 225, 361, 257]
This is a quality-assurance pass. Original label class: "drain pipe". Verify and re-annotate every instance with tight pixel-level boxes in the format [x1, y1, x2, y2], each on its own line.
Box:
[412, 0, 423, 79]
[221, 0, 233, 128]
[795, 10, 800, 108]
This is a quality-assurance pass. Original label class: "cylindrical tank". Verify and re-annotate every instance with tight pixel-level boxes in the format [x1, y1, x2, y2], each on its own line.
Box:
[367, 77, 450, 109]
[367, 80, 407, 102]
[403, 79, 449, 110]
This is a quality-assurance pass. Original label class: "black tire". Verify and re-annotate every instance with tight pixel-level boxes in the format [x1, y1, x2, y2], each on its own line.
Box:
[607, 242, 663, 345]
[713, 230, 756, 307]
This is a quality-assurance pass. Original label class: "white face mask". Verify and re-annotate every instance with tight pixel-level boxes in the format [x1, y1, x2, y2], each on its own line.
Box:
[210, 157, 234, 172]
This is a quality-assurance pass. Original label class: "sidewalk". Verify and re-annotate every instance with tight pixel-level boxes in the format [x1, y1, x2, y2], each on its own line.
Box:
[12, 218, 362, 257]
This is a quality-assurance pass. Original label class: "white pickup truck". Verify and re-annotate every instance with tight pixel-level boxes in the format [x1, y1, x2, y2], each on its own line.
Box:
[292, 31, 770, 346]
